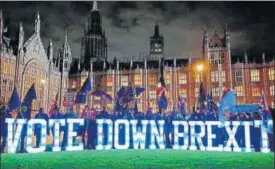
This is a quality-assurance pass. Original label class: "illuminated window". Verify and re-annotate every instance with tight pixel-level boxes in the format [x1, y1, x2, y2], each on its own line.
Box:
[121, 75, 128, 86]
[210, 52, 224, 64]
[179, 88, 187, 98]
[269, 69, 274, 81]
[107, 76, 112, 87]
[211, 71, 225, 82]
[270, 85, 275, 96]
[149, 75, 157, 85]
[149, 90, 156, 99]
[251, 70, 260, 82]
[252, 88, 260, 96]
[211, 88, 220, 97]
[94, 96, 101, 100]
[165, 73, 170, 85]
[234, 86, 243, 96]
[195, 74, 200, 83]
[271, 102, 275, 108]
[93, 104, 101, 109]
[134, 75, 142, 86]
[178, 73, 186, 84]
[235, 70, 243, 82]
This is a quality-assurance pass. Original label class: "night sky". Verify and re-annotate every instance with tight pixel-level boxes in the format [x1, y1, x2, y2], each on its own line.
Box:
[0, 1, 274, 61]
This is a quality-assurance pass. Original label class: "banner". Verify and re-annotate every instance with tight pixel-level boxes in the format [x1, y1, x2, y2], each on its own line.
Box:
[63, 92, 75, 108]
[4, 118, 274, 154]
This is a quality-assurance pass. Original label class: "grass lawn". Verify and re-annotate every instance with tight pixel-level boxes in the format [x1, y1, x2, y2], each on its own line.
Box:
[1, 150, 274, 169]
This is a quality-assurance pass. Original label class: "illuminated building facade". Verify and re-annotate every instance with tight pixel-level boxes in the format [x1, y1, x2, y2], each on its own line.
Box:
[1, 1, 274, 115]
[69, 22, 275, 113]
[0, 11, 72, 113]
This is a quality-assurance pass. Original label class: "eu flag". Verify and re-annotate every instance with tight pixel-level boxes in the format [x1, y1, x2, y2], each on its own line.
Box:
[75, 76, 92, 104]
[21, 83, 37, 119]
[6, 87, 21, 113]
[135, 87, 145, 97]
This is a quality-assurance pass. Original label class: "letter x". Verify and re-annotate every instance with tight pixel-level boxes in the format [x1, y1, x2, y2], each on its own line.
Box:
[224, 122, 240, 151]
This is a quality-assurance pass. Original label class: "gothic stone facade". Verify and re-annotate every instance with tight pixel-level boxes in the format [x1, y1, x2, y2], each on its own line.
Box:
[0, 11, 72, 114]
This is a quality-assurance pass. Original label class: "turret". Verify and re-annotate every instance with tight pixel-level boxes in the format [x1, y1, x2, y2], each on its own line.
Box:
[47, 38, 53, 61]
[18, 22, 24, 51]
[173, 58, 177, 67]
[34, 12, 40, 35]
[130, 56, 133, 69]
[244, 50, 248, 64]
[203, 29, 209, 52]
[224, 23, 230, 48]
[262, 52, 266, 63]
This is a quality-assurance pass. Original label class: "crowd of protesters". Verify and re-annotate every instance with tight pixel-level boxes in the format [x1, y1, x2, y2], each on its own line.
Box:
[0, 104, 274, 153]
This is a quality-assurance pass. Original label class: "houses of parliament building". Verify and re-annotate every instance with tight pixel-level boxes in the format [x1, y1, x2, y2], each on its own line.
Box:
[1, 1, 274, 114]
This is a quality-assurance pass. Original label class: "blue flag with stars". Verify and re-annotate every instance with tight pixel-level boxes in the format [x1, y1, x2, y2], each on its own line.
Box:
[75, 76, 92, 104]
[21, 83, 37, 119]
[6, 87, 21, 113]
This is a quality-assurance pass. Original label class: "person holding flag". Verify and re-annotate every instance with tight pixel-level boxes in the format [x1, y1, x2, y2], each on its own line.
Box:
[259, 89, 273, 134]
[75, 76, 92, 104]
[157, 57, 168, 114]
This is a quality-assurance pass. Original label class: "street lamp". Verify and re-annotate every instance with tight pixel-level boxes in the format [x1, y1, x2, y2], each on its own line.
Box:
[197, 64, 203, 72]
[196, 64, 203, 82]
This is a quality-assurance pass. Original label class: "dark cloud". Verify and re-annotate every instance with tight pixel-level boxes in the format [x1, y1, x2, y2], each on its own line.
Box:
[0, 1, 273, 61]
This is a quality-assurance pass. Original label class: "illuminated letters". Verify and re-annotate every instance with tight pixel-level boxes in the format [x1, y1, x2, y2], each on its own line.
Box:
[172, 121, 189, 150]
[254, 120, 270, 153]
[189, 121, 206, 151]
[49, 119, 66, 152]
[26, 119, 47, 153]
[130, 120, 148, 149]
[66, 119, 84, 151]
[149, 120, 165, 149]
[3, 119, 273, 153]
[6, 118, 27, 153]
[224, 121, 241, 152]
[114, 119, 130, 149]
[205, 121, 223, 151]
[96, 119, 113, 150]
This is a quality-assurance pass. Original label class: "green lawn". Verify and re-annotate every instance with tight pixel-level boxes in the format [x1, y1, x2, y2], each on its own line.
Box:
[1, 150, 274, 169]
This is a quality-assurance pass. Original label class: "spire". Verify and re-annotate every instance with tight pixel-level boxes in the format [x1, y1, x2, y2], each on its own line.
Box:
[103, 60, 106, 70]
[92, 0, 98, 11]
[224, 22, 228, 35]
[262, 52, 266, 63]
[244, 50, 248, 63]
[130, 56, 133, 68]
[64, 29, 68, 45]
[154, 21, 159, 37]
[47, 38, 53, 61]
[236, 57, 240, 64]
[34, 11, 40, 35]
[90, 61, 93, 72]
[144, 56, 147, 69]
[18, 22, 24, 50]
[78, 55, 81, 71]
[173, 58, 177, 67]
[116, 60, 119, 70]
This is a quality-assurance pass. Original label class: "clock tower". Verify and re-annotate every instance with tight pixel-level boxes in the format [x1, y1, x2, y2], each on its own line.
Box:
[150, 21, 164, 60]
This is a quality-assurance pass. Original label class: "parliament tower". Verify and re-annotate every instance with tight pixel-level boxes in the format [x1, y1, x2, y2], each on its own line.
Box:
[80, 0, 108, 71]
